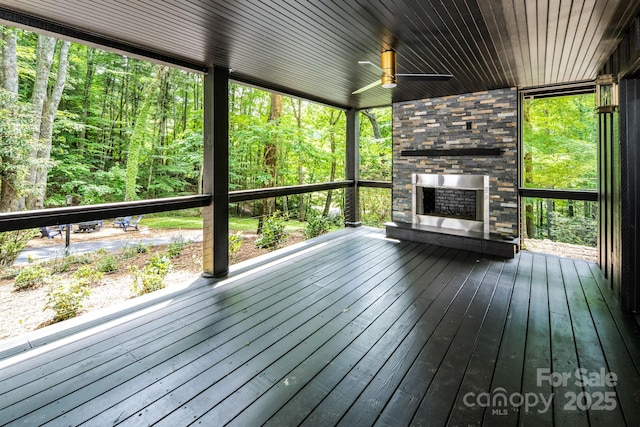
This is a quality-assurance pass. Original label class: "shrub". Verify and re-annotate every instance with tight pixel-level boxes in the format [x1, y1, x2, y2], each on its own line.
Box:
[228, 231, 243, 259]
[96, 254, 118, 273]
[0, 229, 38, 267]
[256, 212, 288, 250]
[13, 264, 51, 291]
[122, 241, 150, 259]
[166, 236, 187, 258]
[45, 279, 91, 322]
[73, 265, 104, 285]
[304, 211, 331, 239]
[51, 253, 92, 273]
[130, 255, 172, 296]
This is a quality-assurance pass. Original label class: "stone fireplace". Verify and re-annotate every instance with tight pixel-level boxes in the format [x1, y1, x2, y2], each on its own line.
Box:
[386, 88, 520, 257]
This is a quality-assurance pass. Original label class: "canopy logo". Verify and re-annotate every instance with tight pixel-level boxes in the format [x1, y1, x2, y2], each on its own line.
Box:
[463, 368, 618, 415]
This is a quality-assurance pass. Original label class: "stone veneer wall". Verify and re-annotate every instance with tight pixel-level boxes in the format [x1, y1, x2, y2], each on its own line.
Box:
[392, 87, 518, 237]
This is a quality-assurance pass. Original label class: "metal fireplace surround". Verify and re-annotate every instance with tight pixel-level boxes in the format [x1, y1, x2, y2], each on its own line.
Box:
[412, 173, 490, 237]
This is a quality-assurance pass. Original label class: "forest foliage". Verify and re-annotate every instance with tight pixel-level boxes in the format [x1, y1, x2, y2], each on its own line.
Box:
[522, 94, 597, 245]
[0, 26, 392, 225]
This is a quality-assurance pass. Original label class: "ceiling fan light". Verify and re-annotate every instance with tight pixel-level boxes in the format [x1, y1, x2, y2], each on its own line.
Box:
[381, 73, 397, 88]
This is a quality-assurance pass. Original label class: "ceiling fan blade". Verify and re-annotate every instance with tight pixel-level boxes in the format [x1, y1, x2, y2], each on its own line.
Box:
[352, 79, 382, 94]
[396, 73, 453, 81]
[358, 60, 384, 73]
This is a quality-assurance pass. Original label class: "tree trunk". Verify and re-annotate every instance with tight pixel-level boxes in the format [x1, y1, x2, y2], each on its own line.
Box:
[322, 110, 340, 217]
[33, 40, 70, 206]
[546, 199, 554, 239]
[362, 109, 382, 139]
[524, 151, 534, 238]
[125, 66, 168, 201]
[292, 98, 306, 221]
[79, 47, 96, 150]
[258, 92, 283, 232]
[0, 28, 20, 212]
[23, 35, 58, 209]
[2, 27, 18, 94]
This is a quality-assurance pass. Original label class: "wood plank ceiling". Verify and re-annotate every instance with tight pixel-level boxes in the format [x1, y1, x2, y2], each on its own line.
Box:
[0, 0, 639, 109]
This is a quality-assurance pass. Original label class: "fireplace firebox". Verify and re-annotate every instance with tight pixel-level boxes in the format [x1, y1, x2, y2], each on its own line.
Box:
[412, 173, 490, 237]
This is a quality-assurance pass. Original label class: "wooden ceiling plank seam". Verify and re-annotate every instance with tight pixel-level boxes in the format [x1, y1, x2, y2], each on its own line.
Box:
[381, 1, 463, 76]
[182, 0, 374, 95]
[405, 0, 485, 84]
[557, 0, 591, 83]
[207, 0, 379, 89]
[512, 0, 534, 86]
[545, 0, 560, 83]
[426, 0, 498, 83]
[526, 0, 539, 86]
[172, 0, 335, 69]
[460, 0, 506, 87]
[441, 0, 498, 86]
[57, 0, 211, 61]
[537, 0, 549, 86]
[551, 0, 576, 83]
[0, 3, 208, 72]
[578, 0, 640, 78]
[279, 0, 395, 89]
[563, 0, 610, 82]
[570, 0, 619, 79]
[203, 0, 346, 66]
[35, 0, 215, 65]
[501, 0, 530, 85]
[475, 0, 518, 85]
[347, 0, 457, 75]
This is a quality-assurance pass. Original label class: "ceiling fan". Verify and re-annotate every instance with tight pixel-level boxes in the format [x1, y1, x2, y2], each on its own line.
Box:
[352, 49, 453, 94]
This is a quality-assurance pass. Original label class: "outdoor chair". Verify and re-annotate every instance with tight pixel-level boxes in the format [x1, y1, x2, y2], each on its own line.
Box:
[114, 216, 132, 228]
[123, 215, 143, 232]
[40, 226, 62, 238]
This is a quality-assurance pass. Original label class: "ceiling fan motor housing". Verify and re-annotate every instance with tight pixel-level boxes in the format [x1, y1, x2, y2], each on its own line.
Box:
[381, 50, 397, 88]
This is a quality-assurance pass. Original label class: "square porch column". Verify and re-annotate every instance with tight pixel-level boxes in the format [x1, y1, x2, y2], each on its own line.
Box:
[345, 108, 361, 227]
[202, 66, 229, 277]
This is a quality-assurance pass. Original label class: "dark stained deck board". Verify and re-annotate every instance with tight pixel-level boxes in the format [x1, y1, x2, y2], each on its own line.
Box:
[13, 230, 402, 424]
[0, 229, 382, 404]
[576, 262, 640, 424]
[481, 250, 533, 426]
[560, 258, 626, 426]
[0, 227, 639, 426]
[547, 255, 589, 426]
[519, 253, 553, 426]
[445, 251, 519, 425]
[261, 246, 471, 427]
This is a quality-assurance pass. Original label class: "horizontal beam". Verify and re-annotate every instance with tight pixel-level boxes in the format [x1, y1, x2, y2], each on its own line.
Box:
[0, 195, 211, 232]
[359, 180, 393, 189]
[229, 181, 354, 203]
[1, 180, 381, 232]
[519, 188, 598, 201]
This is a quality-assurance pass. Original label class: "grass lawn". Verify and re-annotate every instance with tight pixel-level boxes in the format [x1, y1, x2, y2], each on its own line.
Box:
[229, 216, 308, 232]
[142, 216, 203, 229]
[143, 215, 310, 232]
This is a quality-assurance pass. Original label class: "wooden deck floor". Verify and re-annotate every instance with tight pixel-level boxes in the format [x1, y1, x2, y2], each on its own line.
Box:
[1, 227, 639, 426]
